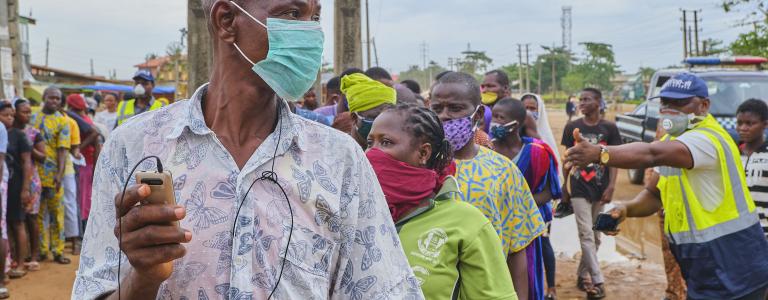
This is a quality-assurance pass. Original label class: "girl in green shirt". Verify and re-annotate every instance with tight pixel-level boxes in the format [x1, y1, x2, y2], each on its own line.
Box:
[366, 104, 518, 300]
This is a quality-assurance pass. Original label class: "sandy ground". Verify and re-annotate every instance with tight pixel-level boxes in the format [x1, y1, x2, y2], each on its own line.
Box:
[6, 105, 668, 300]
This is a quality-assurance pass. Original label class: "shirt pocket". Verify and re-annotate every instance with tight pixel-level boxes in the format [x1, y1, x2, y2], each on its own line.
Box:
[277, 225, 338, 298]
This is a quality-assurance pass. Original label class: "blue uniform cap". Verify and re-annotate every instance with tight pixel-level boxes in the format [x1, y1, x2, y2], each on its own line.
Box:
[655, 73, 709, 100]
[132, 69, 155, 83]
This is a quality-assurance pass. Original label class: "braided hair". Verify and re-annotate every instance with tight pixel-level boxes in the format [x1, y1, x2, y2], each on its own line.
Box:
[387, 104, 453, 175]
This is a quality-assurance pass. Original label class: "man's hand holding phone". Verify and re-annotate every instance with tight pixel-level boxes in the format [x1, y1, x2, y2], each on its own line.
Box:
[113, 183, 191, 291]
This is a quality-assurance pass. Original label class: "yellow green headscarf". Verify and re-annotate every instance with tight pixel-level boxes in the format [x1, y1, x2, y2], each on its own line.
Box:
[341, 73, 396, 113]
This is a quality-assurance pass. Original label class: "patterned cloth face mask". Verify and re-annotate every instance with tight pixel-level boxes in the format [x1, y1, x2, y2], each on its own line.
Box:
[443, 106, 482, 152]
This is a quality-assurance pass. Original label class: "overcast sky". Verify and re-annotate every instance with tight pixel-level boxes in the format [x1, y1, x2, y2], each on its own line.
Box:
[21, 0, 754, 81]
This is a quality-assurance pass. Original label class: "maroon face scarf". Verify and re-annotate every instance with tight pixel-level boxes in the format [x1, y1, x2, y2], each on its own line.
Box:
[366, 148, 439, 222]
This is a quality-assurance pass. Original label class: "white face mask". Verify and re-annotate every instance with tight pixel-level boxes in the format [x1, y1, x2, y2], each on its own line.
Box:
[133, 84, 146, 97]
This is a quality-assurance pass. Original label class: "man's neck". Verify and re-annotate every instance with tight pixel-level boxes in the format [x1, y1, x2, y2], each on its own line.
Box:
[583, 112, 600, 125]
[42, 108, 56, 115]
[454, 136, 479, 160]
[205, 61, 279, 151]
[107, 107, 117, 113]
[135, 97, 151, 108]
[493, 136, 524, 160]
[744, 137, 766, 156]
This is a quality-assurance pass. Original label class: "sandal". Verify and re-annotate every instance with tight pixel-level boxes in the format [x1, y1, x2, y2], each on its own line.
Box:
[0, 287, 8, 299]
[545, 294, 556, 300]
[577, 276, 590, 292]
[7, 268, 26, 279]
[53, 254, 71, 265]
[587, 283, 606, 300]
[23, 261, 40, 271]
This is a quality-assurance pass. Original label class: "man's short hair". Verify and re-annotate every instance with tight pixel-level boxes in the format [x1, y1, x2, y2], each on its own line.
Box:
[43, 86, 61, 98]
[495, 97, 527, 124]
[435, 72, 481, 106]
[435, 70, 451, 81]
[365, 67, 392, 81]
[582, 87, 603, 100]
[738, 99, 768, 121]
[326, 76, 341, 92]
[485, 70, 510, 88]
[400, 79, 421, 94]
[341, 67, 364, 78]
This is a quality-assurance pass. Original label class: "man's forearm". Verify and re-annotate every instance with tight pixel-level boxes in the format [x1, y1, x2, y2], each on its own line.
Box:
[625, 189, 663, 218]
[102, 271, 162, 300]
[507, 249, 529, 300]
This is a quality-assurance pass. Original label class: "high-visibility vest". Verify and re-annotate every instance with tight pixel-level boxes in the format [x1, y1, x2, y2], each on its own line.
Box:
[658, 114, 768, 299]
[115, 98, 167, 127]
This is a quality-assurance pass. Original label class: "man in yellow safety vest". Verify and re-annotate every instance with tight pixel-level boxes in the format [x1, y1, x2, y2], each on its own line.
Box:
[564, 73, 768, 300]
[115, 70, 168, 128]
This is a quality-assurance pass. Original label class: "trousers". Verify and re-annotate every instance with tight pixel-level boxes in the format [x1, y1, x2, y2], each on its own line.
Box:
[39, 187, 65, 256]
[572, 197, 604, 284]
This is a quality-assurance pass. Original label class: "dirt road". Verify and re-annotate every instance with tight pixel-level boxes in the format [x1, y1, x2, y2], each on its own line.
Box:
[7, 106, 667, 300]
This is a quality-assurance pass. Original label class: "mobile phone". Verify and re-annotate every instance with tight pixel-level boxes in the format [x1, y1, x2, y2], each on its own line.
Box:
[135, 171, 178, 226]
[593, 213, 619, 232]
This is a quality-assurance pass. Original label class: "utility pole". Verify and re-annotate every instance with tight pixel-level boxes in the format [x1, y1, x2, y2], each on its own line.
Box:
[681, 9, 688, 58]
[702, 40, 708, 56]
[372, 37, 379, 67]
[693, 10, 700, 56]
[517, 44, 523, 93]
[90, 58, 94, 76]
[688, 26, 693, 58]
[8, 0, 22, 95]
[365, 0, 371, 69]
[525, 44, 531, 93]
[537, 57, 542, 95]
[551, 45, 557, 99]
[187, 0, 212, 97]
[420, 41, 429, 88]
[334, 0, 362, 74]
[44, 38, 48, 66]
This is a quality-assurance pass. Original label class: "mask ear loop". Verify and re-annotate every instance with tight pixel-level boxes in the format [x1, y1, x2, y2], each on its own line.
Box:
[229, 1, 268, 28]
[229, 0, 268, 66]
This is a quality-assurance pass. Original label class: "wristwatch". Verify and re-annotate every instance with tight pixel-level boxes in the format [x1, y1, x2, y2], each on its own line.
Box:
[599, 145, 610, 165]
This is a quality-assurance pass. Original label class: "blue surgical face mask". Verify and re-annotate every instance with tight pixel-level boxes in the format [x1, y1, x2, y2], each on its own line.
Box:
[230, 1, 324, 102]
[489, 121, 519, 142]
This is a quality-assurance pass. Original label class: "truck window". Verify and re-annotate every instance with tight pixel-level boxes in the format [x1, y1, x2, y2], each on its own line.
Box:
[705, 76, 768, 115]
[631, 103, 647, 116]
[649, 76, 671, 99]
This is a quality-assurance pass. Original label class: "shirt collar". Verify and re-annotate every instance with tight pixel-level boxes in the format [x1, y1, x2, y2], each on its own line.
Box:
[165, 83, 307, 152]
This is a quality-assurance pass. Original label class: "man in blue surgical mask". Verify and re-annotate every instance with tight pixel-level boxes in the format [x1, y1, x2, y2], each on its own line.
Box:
[73, 1, 423, 299]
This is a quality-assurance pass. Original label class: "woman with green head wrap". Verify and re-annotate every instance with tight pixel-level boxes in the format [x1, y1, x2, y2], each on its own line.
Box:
[341, 73, 397, 149]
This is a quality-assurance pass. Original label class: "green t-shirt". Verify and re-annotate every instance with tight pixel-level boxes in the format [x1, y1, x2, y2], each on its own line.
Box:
[396, 177, 518, 300]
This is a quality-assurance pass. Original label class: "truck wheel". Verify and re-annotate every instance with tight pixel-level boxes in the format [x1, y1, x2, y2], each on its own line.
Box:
[628, 168, 645, 185]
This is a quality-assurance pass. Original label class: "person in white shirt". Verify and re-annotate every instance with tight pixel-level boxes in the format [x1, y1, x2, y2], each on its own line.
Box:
[93, 93, 118, 138]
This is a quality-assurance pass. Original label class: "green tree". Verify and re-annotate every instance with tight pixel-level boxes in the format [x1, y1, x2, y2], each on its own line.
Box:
[458, 48, 493, 75]
[561, 42, 619, 93]
[533, 46, 572, 94]
[398, 61, 447, 91]
[730, 24, 768, 57]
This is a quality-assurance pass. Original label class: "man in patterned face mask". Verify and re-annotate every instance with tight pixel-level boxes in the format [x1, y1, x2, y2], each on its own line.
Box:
[73, 1, 422, 299]
[430, 71, 545, 300]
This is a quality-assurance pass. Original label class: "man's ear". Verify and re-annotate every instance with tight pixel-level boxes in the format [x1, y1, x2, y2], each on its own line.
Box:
[700, 98, 711, 115]
[211, 1, 237, 43]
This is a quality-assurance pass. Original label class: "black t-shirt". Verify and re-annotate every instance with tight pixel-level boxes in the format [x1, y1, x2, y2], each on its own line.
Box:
[6, 128, 31, 191]
[561, 118, 622, 201]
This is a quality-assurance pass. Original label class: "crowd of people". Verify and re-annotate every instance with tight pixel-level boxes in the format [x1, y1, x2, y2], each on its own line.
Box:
[61, 2, 768, 300]
[0, 69, 168, 299]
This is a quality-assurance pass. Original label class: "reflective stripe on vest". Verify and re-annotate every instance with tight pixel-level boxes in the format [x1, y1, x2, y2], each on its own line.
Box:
[659, 119, 758, 245]
[116, 99, 166, 126]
